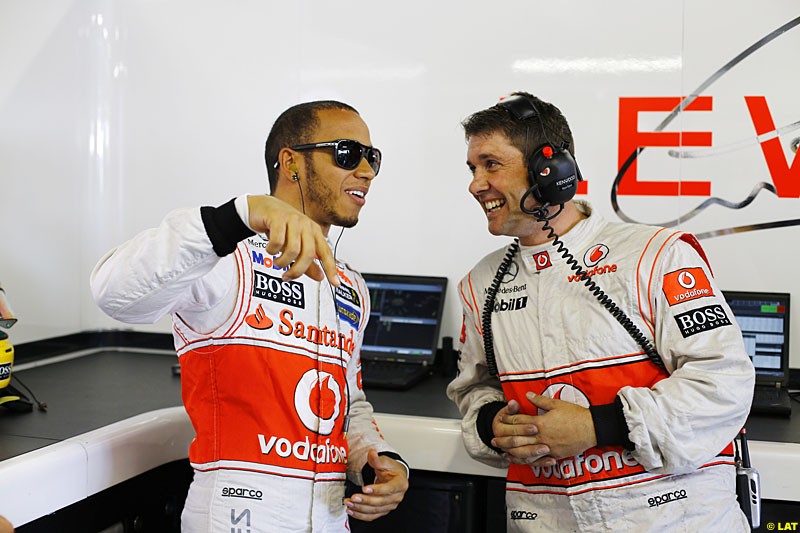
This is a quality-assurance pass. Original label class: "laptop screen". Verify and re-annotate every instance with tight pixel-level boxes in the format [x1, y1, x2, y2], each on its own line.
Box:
[722, 290, 790, 385]
[360, 273, 448, 364]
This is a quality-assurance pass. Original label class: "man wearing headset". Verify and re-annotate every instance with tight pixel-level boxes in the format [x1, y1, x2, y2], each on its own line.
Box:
[91, 100, 409, 532]
[447, 92, 755, 531]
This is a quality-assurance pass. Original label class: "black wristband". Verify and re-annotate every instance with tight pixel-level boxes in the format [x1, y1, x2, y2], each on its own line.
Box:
[361, 451, 408, 486]
[476, 401, 507, 454]
[200, 198, 255, 257]
[590, 396, 634, 450]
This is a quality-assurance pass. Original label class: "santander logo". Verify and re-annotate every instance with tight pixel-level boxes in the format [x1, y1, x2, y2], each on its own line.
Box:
[294, 370, 341, 436]
[245, 304, 273, 330]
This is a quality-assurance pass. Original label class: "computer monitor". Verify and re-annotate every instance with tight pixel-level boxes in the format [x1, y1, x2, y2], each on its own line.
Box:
[722, 290, 790, 386]
[360, 273, 448, 364]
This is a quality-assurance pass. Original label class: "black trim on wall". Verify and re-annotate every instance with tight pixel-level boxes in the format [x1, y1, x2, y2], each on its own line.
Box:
[14, 330, 174, 363]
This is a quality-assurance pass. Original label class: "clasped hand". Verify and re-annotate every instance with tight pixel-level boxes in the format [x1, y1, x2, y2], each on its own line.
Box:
[344, 450, 409, 521]
[491, 392, 598, 467]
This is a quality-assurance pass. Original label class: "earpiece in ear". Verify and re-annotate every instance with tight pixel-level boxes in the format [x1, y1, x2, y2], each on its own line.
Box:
[289, 163, 299, 181]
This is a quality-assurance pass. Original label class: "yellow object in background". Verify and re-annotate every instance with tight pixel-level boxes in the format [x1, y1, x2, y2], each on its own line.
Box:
[0, 333, 13, 389]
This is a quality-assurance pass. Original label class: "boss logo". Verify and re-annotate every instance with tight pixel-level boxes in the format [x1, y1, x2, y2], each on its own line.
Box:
[221, 487, 263, 500]
[253, 271, 305, 308]
[0, 363, 10, 380]
[509, 510, 538, 520]
[674, 304, 731, 338]
[648, 489, 687, 507]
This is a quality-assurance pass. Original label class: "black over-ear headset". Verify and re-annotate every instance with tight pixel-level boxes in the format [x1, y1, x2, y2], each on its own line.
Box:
[495, 94, 583, 209]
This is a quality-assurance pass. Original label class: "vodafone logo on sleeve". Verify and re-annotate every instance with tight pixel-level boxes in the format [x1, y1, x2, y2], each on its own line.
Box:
[662, 267, 714, 306]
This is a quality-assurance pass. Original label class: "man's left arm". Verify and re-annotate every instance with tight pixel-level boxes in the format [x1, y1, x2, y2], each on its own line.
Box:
[344, 449, 409, 521]
[521, 238, 754, 473]
[341, 273, 408, 520]
[341, 362, 409, 521]
[612, 238, 755, 474]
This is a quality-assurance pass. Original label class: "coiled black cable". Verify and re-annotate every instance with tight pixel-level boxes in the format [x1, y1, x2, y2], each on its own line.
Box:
[481, 205, 666, 377]
[536, 211, 665, 371]
[482, 239, 519, 377]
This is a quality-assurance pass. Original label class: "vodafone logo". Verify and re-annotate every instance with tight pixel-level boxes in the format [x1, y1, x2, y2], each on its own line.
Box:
[532, 251, 552, 271]
[294, 370, 341, 436]
[662, 267, 714, 306]
[583, 244, 609, 267]
[537, 383, 590, 415]
[677, 270, 696, 289]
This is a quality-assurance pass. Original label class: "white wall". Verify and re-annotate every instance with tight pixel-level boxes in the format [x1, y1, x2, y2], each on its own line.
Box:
[1, 1, 799, 366]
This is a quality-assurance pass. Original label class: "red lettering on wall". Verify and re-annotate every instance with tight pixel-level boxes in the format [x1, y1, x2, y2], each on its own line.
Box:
[745, 96, 800, 198]
[617, 97, 713, 196]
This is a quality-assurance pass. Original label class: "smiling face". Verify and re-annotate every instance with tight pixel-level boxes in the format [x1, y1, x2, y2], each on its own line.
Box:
[300, 108, 376, 232]
[467, 130, 545, 244]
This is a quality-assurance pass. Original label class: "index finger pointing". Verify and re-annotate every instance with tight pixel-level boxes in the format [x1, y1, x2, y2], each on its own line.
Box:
[315, 233, 339, 286]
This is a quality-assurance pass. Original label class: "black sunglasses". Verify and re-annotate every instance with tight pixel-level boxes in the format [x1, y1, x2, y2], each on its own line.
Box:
[289, 139, 382, 175]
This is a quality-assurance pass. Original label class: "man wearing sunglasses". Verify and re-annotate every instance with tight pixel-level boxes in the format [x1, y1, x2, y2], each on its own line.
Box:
[91, 100, 408, 532]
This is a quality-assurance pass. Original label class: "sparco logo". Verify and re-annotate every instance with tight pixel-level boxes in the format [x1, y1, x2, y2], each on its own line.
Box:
[510, 510, 538, 521]
[221, 487, 263, 500]
[648, 489, 687, 507]
[674, 304, 731, 338]
[253, 271, 305, 308]
[493, 296, 528, 312]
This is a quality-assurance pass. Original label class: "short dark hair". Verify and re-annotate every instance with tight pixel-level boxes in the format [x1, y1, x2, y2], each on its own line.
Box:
[264, 100, 359, 193]
[461, 91, 575, 160]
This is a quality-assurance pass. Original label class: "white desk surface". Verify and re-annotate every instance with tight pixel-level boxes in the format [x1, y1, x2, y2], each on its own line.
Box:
[1, 406, 798, 527]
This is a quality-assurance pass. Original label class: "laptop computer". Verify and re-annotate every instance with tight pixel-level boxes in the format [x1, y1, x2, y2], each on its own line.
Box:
[723, 290, 792, 417]
[359, 273, 448, 390]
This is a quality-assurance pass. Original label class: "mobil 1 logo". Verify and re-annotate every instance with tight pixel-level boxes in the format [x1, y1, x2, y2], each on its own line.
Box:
[674, 304, 731, 338]
[253, 271, 305, 308]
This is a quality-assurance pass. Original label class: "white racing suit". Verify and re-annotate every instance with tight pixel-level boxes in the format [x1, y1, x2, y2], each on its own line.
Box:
[91, 197, 398, 532]
[447, 201, 754, 532]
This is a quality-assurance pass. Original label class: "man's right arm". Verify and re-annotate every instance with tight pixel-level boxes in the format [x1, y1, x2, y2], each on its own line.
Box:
[91, 194, 339, 328]
[446, 275, 509, 469]
[90, 201, 246, 327]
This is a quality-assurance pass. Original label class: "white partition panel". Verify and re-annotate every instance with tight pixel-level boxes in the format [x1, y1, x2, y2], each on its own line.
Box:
[0, 1, 798, 366]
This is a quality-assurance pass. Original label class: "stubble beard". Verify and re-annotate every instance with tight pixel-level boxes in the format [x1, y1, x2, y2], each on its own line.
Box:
[305, 160, 359, 228]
